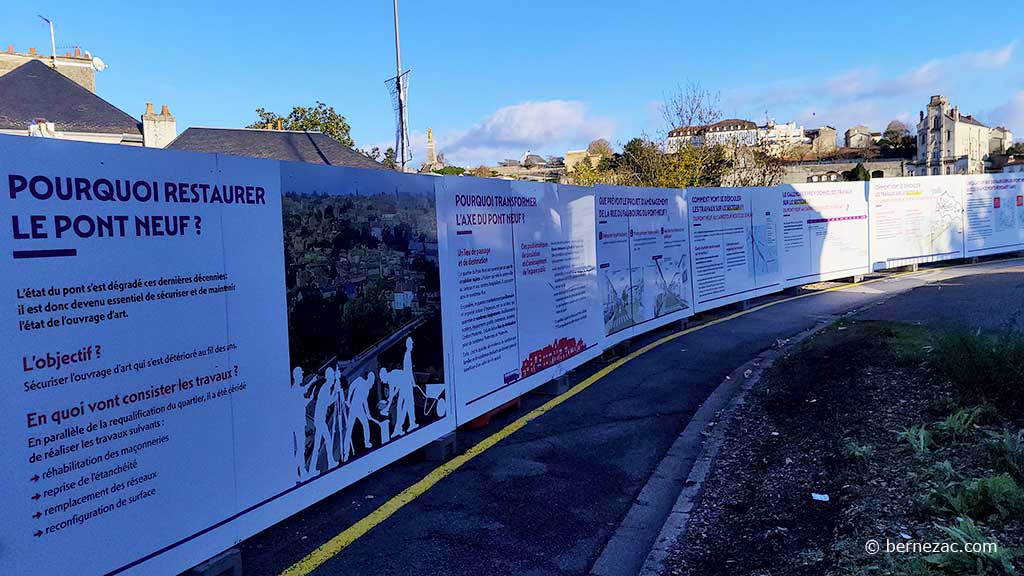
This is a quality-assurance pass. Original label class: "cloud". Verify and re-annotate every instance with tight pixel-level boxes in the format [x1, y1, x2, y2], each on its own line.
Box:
[430, 100, 615, 166]
[727, 40, 1019, 137]
[967, 40, 1017, 69]
[989, 91, 1024, 134]
[825, 41, 1017, 102]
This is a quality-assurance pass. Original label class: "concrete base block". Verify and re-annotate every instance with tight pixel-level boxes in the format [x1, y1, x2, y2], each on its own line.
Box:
[532, 374, 573, 397]
[422, 432, 457, 462]
[897, 263, 919, 273]
[970, 257, 981, 264]
[187, 549, 241, 576]
[601, 341, 631, 361]
[677, 319, 690, 331]
[839, 274, 865, 283]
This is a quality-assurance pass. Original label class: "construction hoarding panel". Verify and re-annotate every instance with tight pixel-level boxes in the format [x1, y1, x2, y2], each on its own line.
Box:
[0, 137, 287, 575]
[869, 176, 966, 270]
[595, 185, 693, 345]
[437, 177, 601, 425]
[963, 173, 1024, 257]
[780, 182, 870, 287]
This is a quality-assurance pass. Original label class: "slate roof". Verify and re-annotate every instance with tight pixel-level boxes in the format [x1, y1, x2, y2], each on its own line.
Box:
[167, 127, 385, 169]
[0, 60, 142, 135]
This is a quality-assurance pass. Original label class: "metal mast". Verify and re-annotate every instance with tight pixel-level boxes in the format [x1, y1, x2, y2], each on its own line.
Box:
[393, 0, 409, 171]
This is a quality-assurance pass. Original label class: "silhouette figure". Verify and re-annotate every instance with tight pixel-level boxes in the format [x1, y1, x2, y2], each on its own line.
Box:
[311, 367, 339, 473]
[342, 371, 377, 461]
[291, 366, 310, 482]
[384, 337, 418, 437]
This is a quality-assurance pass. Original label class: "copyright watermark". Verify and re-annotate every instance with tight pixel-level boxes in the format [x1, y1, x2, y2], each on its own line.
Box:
[864, 538, 998, 556]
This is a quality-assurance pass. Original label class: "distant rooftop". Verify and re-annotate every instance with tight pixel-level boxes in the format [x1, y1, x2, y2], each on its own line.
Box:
[0, 59, 140, 135]
[166, 127, 385, 169]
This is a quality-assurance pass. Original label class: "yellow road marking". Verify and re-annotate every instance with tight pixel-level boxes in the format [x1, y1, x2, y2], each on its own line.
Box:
[281, 258, 1015, 576]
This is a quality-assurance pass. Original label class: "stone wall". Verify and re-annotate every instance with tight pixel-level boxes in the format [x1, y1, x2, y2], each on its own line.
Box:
[0, 48, 96, 92]
[782, 158, 907, 184]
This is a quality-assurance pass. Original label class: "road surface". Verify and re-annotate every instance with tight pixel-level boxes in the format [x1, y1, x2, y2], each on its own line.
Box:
[238, 257, 1023, 576]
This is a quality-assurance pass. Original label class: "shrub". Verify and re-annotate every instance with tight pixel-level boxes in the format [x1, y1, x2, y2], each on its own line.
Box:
[932, 331, 1024, 417]
[925, 474, 1024, 523]
[933, 407, 984, 442]
[902, 425, 935, 454]
[987, 430, 1024, 484]
[927, 517, 1018, 575]
[843, 438, 875, 470]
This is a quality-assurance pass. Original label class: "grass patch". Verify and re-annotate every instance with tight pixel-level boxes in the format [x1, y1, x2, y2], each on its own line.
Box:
[932, 331, 1024, 418]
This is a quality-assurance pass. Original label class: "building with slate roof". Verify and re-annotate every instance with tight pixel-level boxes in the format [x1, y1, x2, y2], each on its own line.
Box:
[166, 127, 385, 169]
[910, 95, 1014, 176]
[0, 59, 174, 147]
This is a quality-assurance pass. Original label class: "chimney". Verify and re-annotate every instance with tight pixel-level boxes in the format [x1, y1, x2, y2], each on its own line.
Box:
[74, 47, 81, 58]
[141, 103, 176, 148]
[29, 47, 37, 55]
[277, 119, 283, 131]
[6, 45, 13, 54]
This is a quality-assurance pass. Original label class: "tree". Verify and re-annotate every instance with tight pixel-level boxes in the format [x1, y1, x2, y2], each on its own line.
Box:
[469, 165, 492, 178]
[882, 120, 910, 142]
[661, 82, 722, 133]
[587, 138, 613, 157]
[569, 157, 610, 186]
[845, 162, 871, 181]
[1007, 143, 1024, 155]
[247, 101, 354, 147]
[433, 166, 466, 176]
[878, 120, 916, 159]
[360, 146, 399, 170]
[382, 147, 398, 170]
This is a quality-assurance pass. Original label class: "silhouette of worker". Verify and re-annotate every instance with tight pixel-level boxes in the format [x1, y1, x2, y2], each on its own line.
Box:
[343, 371, 377, 460]
[292, 366, 309, 481]
[385, 338, 418, 437]
[311, 368, 340, 472]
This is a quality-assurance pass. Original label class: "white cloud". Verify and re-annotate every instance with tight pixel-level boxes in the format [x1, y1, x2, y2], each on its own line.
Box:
[729, 40, 1019, 137]
[966, 40, 1017, 69]
[989, 91, 1024, 135]
[424, 100, 615, 166]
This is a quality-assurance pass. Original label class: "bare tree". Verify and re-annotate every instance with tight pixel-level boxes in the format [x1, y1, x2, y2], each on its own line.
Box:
[587, 138, 613, 156]
[660, 82, 722, 134]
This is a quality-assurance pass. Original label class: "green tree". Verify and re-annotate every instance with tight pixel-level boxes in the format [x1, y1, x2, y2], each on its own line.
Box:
[382, 147, 398, 170]
[569, 157, 609, 186]
[1007, 143, 1024, 155]
[433, 166, 466, 176]
[247, 101, 354, 147]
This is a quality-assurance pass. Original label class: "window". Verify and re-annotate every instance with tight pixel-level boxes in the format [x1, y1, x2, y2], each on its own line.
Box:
[932, 167, 940, 175]
[946, 166, 952, 175]
[946, 130, 951, 141]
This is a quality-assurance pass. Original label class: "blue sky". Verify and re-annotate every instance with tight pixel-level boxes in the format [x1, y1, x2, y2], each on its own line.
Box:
[4, 1, 1022, 166]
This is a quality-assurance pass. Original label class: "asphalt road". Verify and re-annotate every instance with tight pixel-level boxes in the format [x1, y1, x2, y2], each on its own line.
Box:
[238, 257, 1023, 576]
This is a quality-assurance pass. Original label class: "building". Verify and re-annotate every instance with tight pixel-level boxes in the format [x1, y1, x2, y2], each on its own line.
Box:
[910, 95, 1014, 176]
[759, 120, 808, 149]
[166, 127, 384, 168]
[844, 125, 874, 149]
[0, 59, 172, 146]
[667, 118, 809, 151]
[667, 118, 759, 149]
[805, 126, 838, 155]
[1, 45, 97, 92]
[564, 149, 603, 172]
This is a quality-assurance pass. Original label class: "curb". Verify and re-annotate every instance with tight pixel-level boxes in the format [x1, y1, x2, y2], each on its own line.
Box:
[589, 320, 833, 576]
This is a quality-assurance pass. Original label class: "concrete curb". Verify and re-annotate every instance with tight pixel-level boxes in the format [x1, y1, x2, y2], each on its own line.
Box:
[588, 320, 833, 576]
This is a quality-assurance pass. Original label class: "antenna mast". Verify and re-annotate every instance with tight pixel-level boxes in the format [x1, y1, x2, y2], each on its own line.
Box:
[392, 0, 409, 171]
[38, 16, 57, 69]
